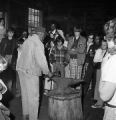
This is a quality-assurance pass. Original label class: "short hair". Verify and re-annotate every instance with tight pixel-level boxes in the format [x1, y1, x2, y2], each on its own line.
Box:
[73, 25, 82, 32]
[7, 28, 14, 33]
[56, 35, 64, 44]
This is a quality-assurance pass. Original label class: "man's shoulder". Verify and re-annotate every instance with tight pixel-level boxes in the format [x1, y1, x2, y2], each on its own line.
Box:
[0, 37, 7, 44]
[68, 36, 74, 41]
[22, 38, 34, 48]
[80, 35, 86, 41]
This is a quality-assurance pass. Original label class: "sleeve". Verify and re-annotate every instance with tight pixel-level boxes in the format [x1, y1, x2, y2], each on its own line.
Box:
[49, 48, 55, 63]
[102, 56, 116, 83]
[93, 49, 103, 63]
[0, 38, 6, 57]
[64, 49, 69, 63]
[34, 45, 49, 75]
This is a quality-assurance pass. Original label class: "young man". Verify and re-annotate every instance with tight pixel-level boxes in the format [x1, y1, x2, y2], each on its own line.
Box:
[99, 18, 116, 120]
[67, 25, 86, 79]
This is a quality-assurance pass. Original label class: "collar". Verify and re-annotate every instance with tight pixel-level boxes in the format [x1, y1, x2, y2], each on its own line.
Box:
[52, 29, 57, 34]
[87, 42, 93, 46]
[75, 36, 79, 40]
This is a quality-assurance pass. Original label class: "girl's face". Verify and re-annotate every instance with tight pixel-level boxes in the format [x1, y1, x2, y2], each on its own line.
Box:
[88, 36, 93, 43]
[101, 41, 107, 50]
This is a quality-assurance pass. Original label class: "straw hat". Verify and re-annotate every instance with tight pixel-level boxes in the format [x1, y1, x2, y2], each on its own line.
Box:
[31, 26, 46, 34]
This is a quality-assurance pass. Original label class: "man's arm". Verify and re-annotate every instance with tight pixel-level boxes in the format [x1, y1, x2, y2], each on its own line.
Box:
[99, 80, 116, 102]
[34, 45, 49, 75]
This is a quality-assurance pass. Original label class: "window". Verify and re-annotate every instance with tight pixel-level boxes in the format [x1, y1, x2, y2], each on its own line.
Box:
[0, 12, 3, 18]
[28, 8, 40, 33]
[0, 11, 8, 29]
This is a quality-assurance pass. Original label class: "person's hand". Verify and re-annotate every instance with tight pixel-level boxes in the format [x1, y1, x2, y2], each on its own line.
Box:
[48, 72, 53, 78]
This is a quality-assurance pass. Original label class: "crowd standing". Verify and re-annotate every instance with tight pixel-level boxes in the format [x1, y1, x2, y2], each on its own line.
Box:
[0, 17, 116, 120]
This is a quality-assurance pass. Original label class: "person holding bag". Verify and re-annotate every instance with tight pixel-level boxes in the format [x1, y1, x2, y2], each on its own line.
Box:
[91, 39, 107, 108]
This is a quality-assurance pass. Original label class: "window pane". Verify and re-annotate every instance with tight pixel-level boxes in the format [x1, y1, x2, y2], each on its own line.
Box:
[0, 12, 3, 18]
[28, 8, 40, 31]
[28, 14, 31, 20]
[34, 22, 38, 27]
[29, 8, 31, 14]
[31, 15, 34, 21]
[35, 16, 38, 22]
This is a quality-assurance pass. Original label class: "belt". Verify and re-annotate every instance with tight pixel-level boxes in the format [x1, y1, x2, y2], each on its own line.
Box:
[105, 103, 116, 108]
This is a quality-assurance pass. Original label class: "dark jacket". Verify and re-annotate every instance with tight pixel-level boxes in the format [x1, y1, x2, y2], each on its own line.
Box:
[0, 37, 16, 57]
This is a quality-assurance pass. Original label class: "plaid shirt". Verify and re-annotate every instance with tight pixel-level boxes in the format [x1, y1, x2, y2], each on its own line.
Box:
[50, 46, 68, 64]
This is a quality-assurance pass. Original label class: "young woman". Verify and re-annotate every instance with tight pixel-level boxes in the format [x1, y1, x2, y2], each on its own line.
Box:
[91, 39, 107, 108]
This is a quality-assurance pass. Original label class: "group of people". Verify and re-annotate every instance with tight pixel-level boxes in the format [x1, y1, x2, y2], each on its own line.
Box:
[0, 16, 116, 120]
[43, 21, 116, 120]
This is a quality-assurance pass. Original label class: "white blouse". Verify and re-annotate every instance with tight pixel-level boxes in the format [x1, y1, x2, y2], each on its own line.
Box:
[93, 48, 107, 63]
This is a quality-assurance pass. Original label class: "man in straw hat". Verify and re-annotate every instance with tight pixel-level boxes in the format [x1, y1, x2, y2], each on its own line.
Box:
[16, 26, 52, 120]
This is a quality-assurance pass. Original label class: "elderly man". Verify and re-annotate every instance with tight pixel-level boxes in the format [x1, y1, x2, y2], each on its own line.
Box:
[16, 27, 51, 120]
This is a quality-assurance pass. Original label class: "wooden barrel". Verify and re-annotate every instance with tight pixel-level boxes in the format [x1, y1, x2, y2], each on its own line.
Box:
[48, 93, 83, 120]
